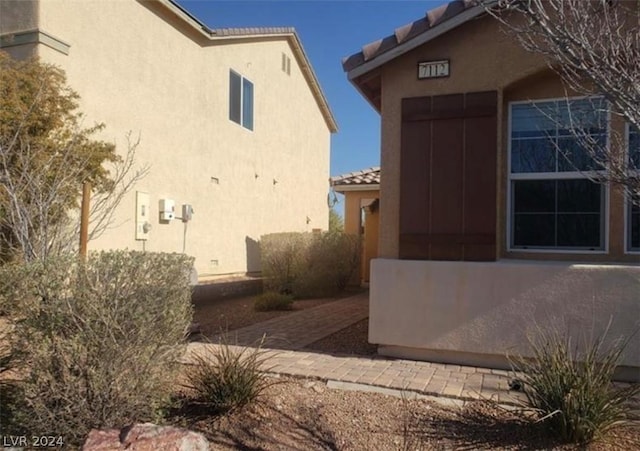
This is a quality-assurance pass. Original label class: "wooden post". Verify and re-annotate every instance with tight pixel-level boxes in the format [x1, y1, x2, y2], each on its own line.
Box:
[79, 181, 91, 259]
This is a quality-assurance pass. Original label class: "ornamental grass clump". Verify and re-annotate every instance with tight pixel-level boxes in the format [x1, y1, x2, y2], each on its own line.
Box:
[512, 325, 640, 444]
[185, 335, 274, 414]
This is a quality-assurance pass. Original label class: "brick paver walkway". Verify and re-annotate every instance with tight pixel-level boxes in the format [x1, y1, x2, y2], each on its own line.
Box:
[188, 291, 529, 406]
[186, 342, 527, 406]
[215, 291, 369, 350]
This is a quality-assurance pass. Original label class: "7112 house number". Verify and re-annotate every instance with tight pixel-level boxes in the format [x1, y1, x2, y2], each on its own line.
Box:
[417, 60, 450, 79]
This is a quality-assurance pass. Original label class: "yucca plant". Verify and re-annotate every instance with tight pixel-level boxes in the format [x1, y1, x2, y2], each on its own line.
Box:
[511, 324, 640, 444]
[185, 335, 275, 414]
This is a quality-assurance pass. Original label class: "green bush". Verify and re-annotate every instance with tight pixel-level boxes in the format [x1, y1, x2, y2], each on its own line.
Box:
[253, 291, 294, 312]
[511, 327, 640, 444]
[0, 251, 194, 446]
[261, 231, 360, 298]
[185, 335, 274, 414]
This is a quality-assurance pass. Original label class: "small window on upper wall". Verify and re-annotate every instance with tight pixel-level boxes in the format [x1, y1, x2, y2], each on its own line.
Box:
[627, 126, 639, 251]
[229, 70, 254, 130]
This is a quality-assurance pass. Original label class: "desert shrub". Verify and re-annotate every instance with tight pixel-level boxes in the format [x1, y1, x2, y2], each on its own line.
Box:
[512, 326, 640, 444]
[260, 232, 310, 294]
[0, 250, 194, 446]
[253, 291, 294, 312]
[185, 335, 274, 414]
[261, 231, 360, 298]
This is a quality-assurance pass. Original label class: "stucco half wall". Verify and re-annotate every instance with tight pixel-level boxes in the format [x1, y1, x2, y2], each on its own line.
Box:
[370, 259, 640, 381]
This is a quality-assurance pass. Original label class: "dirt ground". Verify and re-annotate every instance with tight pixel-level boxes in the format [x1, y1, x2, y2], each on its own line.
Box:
[169, 377, 640, 450]
[192, 295, 339, 338]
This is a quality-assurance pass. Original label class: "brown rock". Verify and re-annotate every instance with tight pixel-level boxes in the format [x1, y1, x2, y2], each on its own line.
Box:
[83, 423, 209, 451]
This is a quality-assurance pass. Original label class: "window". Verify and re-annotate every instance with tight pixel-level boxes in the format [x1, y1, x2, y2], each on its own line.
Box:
[229, 70, 253, 130]
[509, 98, 607, 250]
[627, 126, 640, 251]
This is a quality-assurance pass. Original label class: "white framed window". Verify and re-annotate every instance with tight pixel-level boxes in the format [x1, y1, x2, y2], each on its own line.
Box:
[626, 125, 639, 252]
[229, 70, 254, 130]
[508, 97, 608, 251]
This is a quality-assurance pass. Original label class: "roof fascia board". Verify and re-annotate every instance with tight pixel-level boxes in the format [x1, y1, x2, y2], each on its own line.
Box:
[332, 184, 380, 192]
[287, 33, 338, 132]
[160, 0, 212, 36]
[347, 5, 487, 81]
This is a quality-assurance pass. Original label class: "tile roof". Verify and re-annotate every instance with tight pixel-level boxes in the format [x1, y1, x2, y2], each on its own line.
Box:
[331, 167, 380, 189]
[210, 27, 296, 36]
[342, 0, 480, 73]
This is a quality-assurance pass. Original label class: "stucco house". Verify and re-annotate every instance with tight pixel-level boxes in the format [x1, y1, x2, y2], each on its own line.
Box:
[343, 1, 640, 379]
[0, 0, 336, 279]
[330, 167, 380, 284]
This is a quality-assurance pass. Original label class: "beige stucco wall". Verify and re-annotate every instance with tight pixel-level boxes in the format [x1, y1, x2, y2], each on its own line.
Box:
[362, 205, 379, 282]
[371, 258, 640, 379]
[10, 0, 331, 277]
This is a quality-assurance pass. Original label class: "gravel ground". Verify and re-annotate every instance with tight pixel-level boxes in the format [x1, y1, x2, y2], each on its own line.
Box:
[169, 377, 640, 450]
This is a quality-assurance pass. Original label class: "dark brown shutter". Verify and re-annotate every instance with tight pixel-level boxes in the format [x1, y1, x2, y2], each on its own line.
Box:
[399, 91, 497, 261]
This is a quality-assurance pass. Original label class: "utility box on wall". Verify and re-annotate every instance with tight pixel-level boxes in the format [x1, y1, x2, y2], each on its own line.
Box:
[159, 198, 175, 223]
[135, 191, 151, 240]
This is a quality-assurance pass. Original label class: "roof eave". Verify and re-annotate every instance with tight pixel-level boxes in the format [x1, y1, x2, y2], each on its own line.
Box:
[346, 4, 488, 84]
[350, 77, 381, 114]
[287, 33, 338, 133]
[332, 184, 380, 193]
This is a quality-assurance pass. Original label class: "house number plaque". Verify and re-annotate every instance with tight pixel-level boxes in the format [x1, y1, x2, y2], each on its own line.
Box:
[418, 60, 450, 79]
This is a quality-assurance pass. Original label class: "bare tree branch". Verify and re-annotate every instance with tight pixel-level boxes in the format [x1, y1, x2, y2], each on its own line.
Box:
[483, 0, 640, 202]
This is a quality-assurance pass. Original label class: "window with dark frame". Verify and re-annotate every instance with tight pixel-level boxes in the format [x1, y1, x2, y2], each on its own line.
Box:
[628, 127, 639, 251]
[509, 98, 607, 250]
[229, 70, 254, 130]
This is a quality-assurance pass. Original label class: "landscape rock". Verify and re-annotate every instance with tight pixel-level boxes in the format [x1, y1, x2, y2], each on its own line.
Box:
[82, 423, 209, 451]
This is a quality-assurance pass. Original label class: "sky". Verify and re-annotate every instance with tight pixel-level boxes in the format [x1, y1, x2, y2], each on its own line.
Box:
[175, 0, 447, 179]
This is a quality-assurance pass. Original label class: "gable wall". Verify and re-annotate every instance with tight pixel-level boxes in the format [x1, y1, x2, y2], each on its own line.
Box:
[21, 0, 330, 276]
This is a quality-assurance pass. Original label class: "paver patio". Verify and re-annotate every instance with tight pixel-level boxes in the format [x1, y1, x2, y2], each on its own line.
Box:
[212, 291, 369, 349]
[186, 291, 640, 409]
[187, 291, 528, 406]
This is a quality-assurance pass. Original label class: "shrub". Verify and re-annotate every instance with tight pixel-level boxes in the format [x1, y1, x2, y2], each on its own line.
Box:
[511, 326, 640, 444]
[261, 231, 360, 298]
[185, 335, 274, 414]
[260, 232, 310, 295]
[0, 251, 194, 446]
[253, 291, 294, 312]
